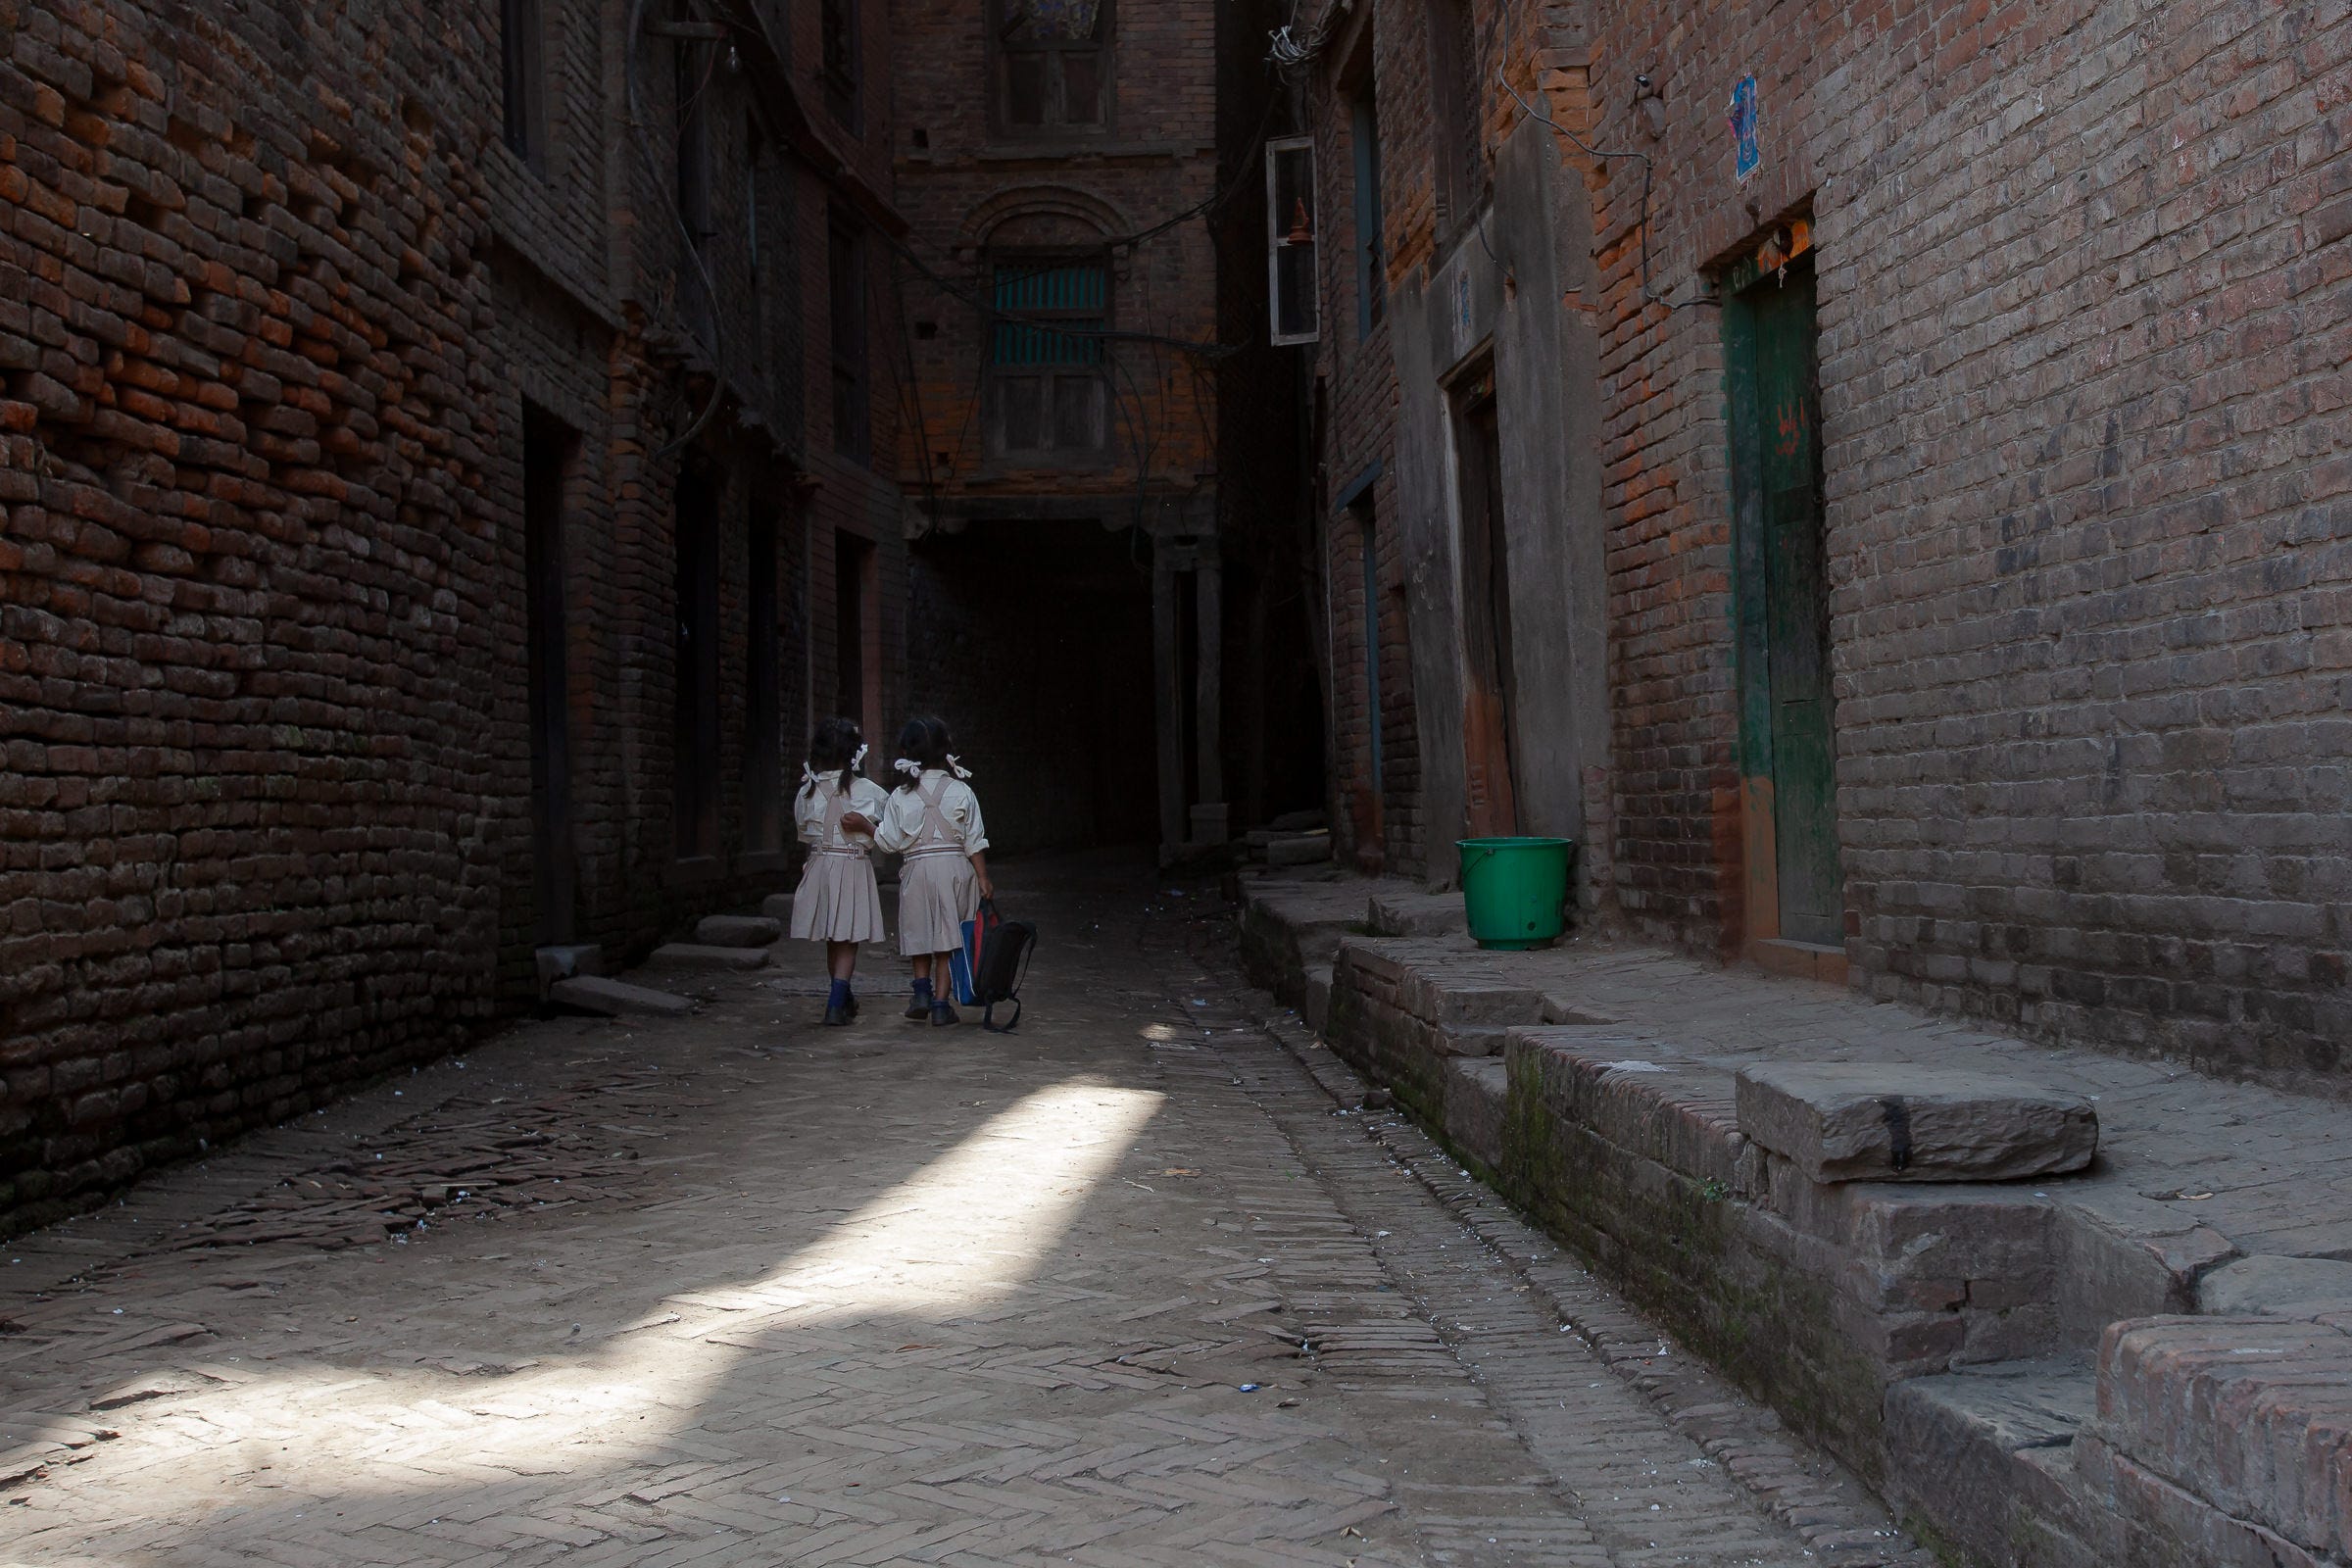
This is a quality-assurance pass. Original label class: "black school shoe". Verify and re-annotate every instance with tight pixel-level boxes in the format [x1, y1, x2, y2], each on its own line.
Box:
[929, 1001, 959, 1027]
[823, 995, 859, 1027]
[904, 994, 932, 1020]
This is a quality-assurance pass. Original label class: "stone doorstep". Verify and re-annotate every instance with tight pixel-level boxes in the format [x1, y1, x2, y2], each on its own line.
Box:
[1736, 1062, 2100, 1184]
[640, 943, 769, 972]
[1367, 888, 1468, 939]
[693, 913, 781, 948]
[1882, 1359, 2099, 1568]
[546, 975, 694, 1018]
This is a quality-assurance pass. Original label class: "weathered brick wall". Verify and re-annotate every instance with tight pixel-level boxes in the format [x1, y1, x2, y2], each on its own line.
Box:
[1299, 2, 1425, 874]
[1304, 0, 2348, 1086]
[0, 0, 903, 1232]
[0, 0, 505, 1226]
[1577, 0, 2352, 1083]
[890, 0, 1222, 517]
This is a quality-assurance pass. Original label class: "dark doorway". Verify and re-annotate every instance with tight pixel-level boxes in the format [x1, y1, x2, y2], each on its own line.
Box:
[1727, 251, 1841, 951]
[744, 506, 783, 853]
[833, 529, 875, 733]
[906, 519, 1157, 852]
[522, 408, 577, 943]
[1452, 371, 1518, 839]
[673, 469, 721, 861]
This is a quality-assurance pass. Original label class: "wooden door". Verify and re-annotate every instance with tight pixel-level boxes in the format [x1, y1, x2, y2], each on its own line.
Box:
[1730, 256, 1841, 947]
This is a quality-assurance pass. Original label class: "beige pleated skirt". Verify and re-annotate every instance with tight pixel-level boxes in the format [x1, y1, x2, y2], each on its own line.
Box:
[790, 849, 887, 944]
[897, 849, 978, 956]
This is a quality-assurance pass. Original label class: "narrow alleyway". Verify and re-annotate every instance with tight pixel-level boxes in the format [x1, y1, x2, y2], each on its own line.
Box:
[0, 859, 1918, 1567]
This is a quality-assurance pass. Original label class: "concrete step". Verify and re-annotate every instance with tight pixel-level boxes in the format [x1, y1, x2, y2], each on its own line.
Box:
[1884, 1359, 2098, 1568]
[548, 975, 695, 1018]
[1267, 808, 1327, 833]
[641, 942, 769, 972]
[760, 892, 793, 922]
[694, 914, 781, 948]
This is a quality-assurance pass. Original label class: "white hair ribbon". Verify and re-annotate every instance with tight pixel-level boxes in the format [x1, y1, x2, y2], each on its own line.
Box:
[894, 758, 923, 777]
[800, 762, 821, 789]
[851, 743, 869, 769]
[947, 754, 974, 780]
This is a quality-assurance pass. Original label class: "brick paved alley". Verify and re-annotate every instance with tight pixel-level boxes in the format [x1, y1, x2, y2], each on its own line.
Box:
[0, 859, 1920, 1567]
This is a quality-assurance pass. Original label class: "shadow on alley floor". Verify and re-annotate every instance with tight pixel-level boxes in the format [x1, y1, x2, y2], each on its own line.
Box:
[0, 852, 1925, 1567]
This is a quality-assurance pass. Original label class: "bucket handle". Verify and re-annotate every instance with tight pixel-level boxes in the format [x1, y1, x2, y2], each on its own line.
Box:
[1460, 844, 1499, 877]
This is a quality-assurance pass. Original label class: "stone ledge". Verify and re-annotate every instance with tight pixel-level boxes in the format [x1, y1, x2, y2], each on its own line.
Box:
[1234, 868, 2352, 1568]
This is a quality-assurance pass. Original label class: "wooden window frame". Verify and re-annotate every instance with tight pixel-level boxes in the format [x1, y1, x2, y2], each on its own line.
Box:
[990, 0, 1114, 138]
[986, 252, 1112, 464]
[501, 0, 547, 172]
[829, 210, 869, 462]
[819, 0, 860, 128]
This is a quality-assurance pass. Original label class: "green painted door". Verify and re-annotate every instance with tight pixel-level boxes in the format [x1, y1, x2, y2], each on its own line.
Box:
[1729, 257, 1841, 947]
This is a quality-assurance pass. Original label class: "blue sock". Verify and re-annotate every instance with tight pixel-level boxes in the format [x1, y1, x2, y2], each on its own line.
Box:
[912, 977, 934, 1003]
[827, 978, 852, 1008]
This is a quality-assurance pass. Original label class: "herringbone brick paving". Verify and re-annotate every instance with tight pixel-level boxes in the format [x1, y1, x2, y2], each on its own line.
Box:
[0, 858, 1922, 1565]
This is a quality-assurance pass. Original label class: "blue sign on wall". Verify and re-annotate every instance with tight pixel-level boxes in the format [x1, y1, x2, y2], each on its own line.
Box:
[1728, 75, 1761, 183]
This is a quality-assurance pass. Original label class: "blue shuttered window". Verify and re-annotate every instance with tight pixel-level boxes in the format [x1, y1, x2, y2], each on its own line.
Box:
[989, 259, 1108, 457]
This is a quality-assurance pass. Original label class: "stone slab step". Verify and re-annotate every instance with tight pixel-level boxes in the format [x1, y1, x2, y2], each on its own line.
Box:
[641, 942, 769, 972]
[548, 975, 695, 1018]
[1884, 1359, 2097, 1568]
[534, 943, 604, 999]
[694, 913, 781, 948]
[1263, 833, 1331, 867]
[2199, 1254, 2352, 1315]
[1736, 1062, 2098, 1183]
[760, 892, 794, 922]
[1267, 808, 1327, 832]
[1303, 963, 1334, 1034]
[1444, 1055, 1509, 1173]
[1367, 889, 1468, 938]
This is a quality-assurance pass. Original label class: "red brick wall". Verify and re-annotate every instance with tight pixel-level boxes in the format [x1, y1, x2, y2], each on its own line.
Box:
[1309, 0, 2351, 1085]
[0, 0, 906, 1230]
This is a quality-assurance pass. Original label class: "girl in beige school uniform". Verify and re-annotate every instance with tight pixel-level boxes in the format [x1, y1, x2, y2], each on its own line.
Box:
[789, 717, 893, 1025]
[875, 716, 992, 1026]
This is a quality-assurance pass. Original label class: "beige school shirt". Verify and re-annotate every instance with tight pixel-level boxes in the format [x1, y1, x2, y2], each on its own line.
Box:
[874, 772, 989, 855]
[794, 774, 893, 852]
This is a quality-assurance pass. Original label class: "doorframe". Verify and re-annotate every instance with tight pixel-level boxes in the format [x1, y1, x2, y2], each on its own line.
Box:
[1720, 226, 1846, 984]
[1442, 351, 1520, 842]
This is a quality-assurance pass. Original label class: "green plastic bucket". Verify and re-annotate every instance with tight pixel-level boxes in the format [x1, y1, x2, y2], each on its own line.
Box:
[1456, 837, 1574, 951]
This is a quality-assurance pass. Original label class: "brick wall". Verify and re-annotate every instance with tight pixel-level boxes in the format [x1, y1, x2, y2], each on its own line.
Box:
[1308, 0, 2351, 1087]
[0, 0, 908, 1232]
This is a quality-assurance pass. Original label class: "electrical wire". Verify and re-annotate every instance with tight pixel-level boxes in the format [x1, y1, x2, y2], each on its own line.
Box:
[1495, 66, 1716, 313]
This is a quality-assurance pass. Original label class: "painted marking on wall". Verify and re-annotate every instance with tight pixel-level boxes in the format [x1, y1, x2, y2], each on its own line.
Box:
[1728, 75, 1762, 184]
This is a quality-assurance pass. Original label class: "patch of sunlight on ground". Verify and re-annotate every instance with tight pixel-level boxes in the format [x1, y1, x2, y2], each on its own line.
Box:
[4, 1079, 1165, 1541]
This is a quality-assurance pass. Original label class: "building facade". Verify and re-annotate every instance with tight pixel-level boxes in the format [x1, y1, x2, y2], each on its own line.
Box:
[889, 0, 1321, 857]
[1301, 0, 2351, 1089]
[0, 0, 909, 1229]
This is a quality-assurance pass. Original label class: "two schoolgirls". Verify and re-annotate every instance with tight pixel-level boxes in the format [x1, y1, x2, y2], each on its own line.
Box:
[787, 713, 990, 1028]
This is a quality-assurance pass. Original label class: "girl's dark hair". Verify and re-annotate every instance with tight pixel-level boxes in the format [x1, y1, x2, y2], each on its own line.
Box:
[892, 715, 955, 792]
[807, 716, 864, 796]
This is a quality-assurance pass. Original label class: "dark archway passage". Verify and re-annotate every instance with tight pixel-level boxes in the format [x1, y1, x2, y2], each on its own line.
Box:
[906, 519, 1159, 854]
